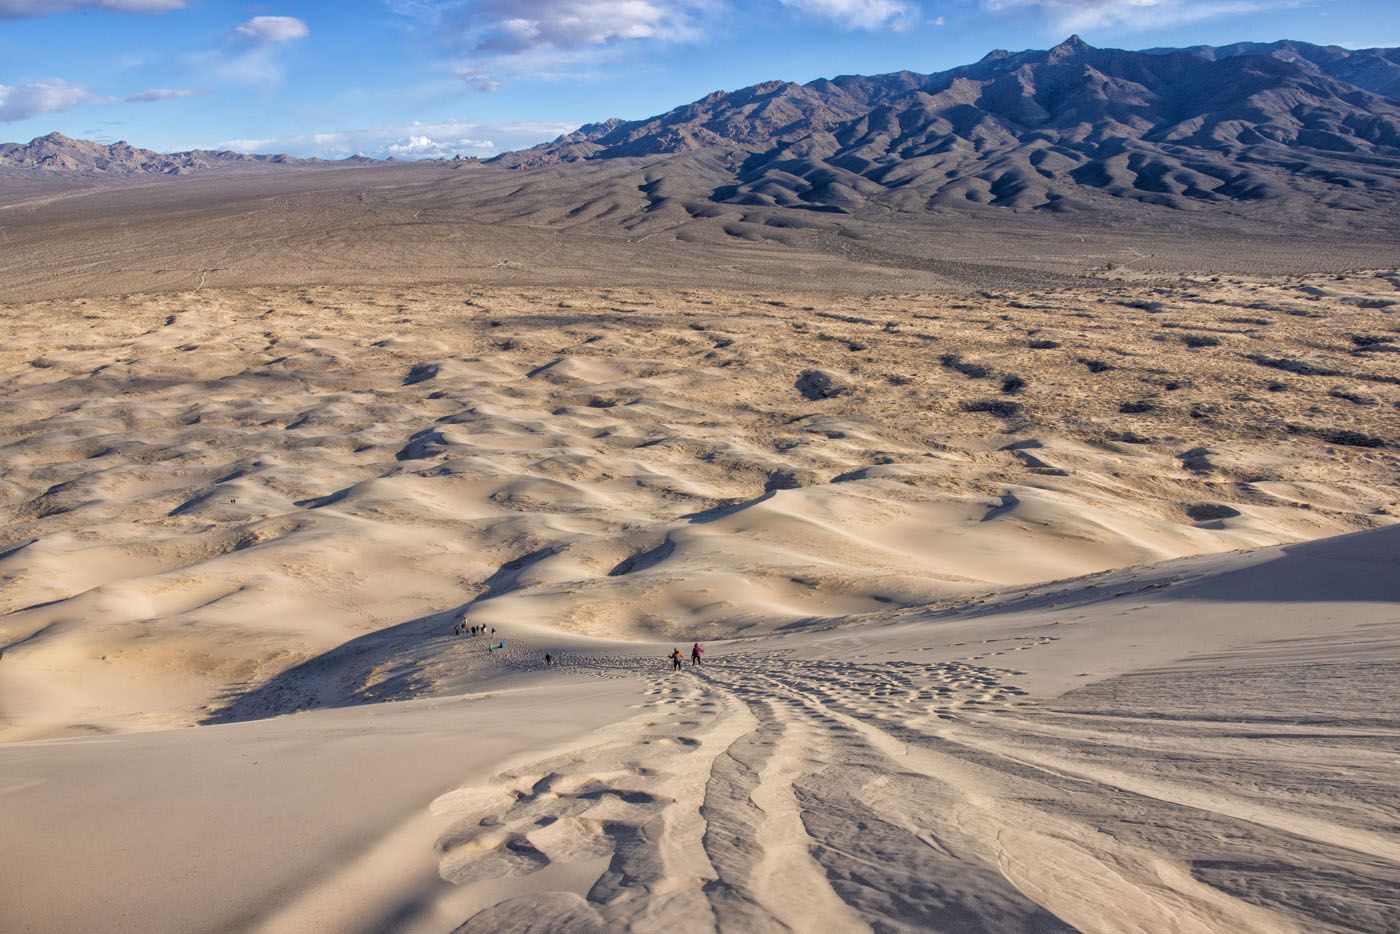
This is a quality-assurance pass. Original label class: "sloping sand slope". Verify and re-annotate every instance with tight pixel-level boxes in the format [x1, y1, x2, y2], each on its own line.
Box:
[2, 526, 1396, 932]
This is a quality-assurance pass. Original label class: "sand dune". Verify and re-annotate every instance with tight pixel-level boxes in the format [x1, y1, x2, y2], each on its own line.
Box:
[2, 274, 1396, 739]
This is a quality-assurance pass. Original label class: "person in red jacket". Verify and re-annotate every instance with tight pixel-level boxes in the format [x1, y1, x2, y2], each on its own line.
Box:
[691, 643, 704, 667]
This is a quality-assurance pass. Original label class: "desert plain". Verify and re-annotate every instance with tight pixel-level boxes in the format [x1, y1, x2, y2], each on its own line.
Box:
[0, 154, 1398, 934]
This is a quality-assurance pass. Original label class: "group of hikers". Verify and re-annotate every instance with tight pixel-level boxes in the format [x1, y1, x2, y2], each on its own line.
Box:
[453, 617, 703, 673]
[454, 620, 507, 654]
[670, 643, 704, 671]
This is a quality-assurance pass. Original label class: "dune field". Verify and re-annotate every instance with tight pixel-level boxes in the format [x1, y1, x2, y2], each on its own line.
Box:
[1, 239, 1398, 930]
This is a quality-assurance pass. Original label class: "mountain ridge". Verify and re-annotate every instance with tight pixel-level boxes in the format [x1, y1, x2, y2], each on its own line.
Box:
[494, 36, 1400, 168]
[483, 36, 1400, 220]
[0, 131, 379, 177]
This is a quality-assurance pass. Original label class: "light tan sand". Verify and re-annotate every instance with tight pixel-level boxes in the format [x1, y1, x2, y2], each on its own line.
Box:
[1, 267, 1398, 929]
[2, 529, 1397, 932]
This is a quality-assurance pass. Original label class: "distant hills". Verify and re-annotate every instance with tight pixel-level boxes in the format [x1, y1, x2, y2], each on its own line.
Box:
[493, 36, 1400, 216]
[0, 132, 376, 177]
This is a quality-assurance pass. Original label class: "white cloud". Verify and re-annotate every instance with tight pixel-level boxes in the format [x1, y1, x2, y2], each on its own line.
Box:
[410, 1, 719, 87]
[458, 43, 636, 83]
[342, 1, 690, 93]
[125, 87, 199, 102]
[218, 119, 579, 159]
[458, 69, 503, 92]
[234, 15, 310, 43]
[0, 0, 183, 17]
[464, 0, 712, 53]
[382, 0, 450, 22]
[981, 0, 1286, 32]
[392, 0, 715, 85]
[0, 79, 199, 125]
[386, 134, 494, 157]
[778, 0, 918, 30]
[0, 79, 96, 122]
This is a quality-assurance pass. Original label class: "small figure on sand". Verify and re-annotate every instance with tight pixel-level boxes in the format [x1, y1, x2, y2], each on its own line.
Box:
[691, 643, 704, 667]
[545, 652, 553, 667]
[670, 648, 683, 671]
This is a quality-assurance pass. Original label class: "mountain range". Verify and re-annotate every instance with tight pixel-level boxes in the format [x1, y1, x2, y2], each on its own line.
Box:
[5, 37, 1400, 221]
[493, 36, 1400, 216]
[0, 132, 374, 177]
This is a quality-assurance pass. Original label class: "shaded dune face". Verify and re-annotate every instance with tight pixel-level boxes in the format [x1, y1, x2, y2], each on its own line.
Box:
[0, 276, 1395, 736]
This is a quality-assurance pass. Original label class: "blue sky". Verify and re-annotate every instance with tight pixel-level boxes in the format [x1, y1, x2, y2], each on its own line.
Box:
[1, 0, 1396, 158]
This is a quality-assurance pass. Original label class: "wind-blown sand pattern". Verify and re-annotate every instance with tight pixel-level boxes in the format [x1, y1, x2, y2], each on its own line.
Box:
[1, 263, 1397, 932]
[2, 276, 1396, 734]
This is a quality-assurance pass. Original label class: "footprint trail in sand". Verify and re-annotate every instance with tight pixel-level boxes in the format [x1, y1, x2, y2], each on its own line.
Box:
[424, 625, 1400, 933]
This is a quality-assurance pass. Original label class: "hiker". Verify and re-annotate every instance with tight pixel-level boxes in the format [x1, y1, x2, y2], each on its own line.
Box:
[545, 652, 553, 667]
[670, 649, 683, 671]
[691, 643, 704, 667]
